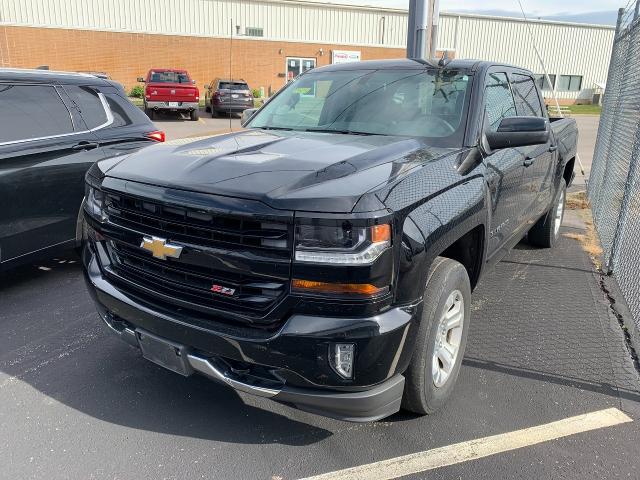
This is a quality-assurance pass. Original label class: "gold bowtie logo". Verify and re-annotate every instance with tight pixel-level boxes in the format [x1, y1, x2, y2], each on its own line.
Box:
[140, 236, 183, 260]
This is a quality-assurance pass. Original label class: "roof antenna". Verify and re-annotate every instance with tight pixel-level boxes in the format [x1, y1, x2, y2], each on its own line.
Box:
[437, 50, 451, 67]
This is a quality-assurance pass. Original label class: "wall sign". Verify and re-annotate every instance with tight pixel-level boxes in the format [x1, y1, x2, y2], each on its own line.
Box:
[332, 50, 361, 64]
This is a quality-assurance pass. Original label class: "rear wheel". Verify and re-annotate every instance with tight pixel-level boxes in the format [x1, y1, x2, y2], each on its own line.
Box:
[144, 107, 155, 120]
[205, 102, 211, 112]
[528, 179, 566, 248]
[402, 257, 471, 415]
[190, 108, 199, 121]
[211, 105, 218, 118]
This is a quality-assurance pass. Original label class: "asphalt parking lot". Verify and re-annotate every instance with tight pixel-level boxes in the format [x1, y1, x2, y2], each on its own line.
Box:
[2, 114, 639, 479]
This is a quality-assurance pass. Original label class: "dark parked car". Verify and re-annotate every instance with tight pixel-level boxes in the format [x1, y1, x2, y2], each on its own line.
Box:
[0, 68, 164, 271]
[83, 59, 577, 421]
[204, 78, 253, 117]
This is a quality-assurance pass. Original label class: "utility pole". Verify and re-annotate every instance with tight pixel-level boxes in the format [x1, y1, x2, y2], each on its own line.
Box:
[406, 0, 428, 59]
[429, 0, 440, 58]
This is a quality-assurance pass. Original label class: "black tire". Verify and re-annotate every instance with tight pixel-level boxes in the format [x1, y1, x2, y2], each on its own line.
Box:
[211, 106, 218, 118]
[190, 108, 199, 121]
[205, 102, 211, 112]
[528, 179, 566, 248]
[144, 107, 155, 120]
[402, 257, 471, 415]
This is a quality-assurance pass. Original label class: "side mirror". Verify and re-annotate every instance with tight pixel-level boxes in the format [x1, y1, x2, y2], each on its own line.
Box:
[485, 117, 549, 150]
[241, 108, 258, 127]
[137, 77, 145, 83]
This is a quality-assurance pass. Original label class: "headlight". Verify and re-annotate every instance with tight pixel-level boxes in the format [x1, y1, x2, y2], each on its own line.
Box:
[294, 223, 391, 265]
[84, 182, 108, 222]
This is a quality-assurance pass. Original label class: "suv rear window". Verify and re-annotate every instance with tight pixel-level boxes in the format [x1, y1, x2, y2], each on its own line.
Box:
[149, 71, 190, 83]
[0, 84, 74, 143]
[64, 85, 109, 129]
[219, 82, 249, 90]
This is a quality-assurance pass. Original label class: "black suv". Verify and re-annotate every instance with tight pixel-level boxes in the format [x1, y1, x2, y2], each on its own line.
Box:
[204, 78, 253, 117]
[0, 69, 163, 270]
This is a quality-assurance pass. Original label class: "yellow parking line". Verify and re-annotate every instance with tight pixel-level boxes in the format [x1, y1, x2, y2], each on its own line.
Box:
[300, 408, 632, 480]
[198, 118, 205, 124]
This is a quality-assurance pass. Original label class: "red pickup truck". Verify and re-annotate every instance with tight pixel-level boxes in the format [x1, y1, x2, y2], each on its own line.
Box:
[138, 68, 200, 121]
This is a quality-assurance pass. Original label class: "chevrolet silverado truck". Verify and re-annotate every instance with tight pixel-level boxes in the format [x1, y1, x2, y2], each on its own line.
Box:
[82, 59, 577, 422]
[138, 68, 200, 121]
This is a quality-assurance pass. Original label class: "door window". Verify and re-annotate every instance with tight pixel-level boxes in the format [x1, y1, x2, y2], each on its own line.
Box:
[484, 72, 517, 132]
[64, 85, 109, 129]
[511, 74, 543, 117]
[0, 84, 74, 143]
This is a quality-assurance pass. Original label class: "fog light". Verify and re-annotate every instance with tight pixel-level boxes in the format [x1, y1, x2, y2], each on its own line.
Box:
[330, 343, 355, 379]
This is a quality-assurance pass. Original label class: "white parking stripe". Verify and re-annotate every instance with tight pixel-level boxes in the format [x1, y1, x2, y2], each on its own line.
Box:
[300, 408, 632, 480]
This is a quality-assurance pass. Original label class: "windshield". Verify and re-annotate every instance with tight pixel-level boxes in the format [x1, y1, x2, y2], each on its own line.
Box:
[248, 68, 472, 145]
[149, 71, 191, 83]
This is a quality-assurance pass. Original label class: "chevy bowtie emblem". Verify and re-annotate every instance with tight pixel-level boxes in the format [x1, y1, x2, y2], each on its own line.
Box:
[140, 236, 183, 260]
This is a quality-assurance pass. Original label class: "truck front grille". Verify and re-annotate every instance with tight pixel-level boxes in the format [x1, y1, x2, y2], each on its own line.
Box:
[97, 188, 293, 327]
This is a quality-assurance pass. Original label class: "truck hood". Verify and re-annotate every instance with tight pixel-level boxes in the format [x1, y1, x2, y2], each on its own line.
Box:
[101, 129, 455, 213]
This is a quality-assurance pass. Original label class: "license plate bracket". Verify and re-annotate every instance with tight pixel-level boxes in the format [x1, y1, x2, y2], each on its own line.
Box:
[137, 329, 193, 376]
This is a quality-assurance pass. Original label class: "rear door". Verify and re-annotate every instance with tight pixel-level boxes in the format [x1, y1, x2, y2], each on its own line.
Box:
[509, 72, 554, 222]
[482, 70, 529, 260]
[0, 82, 104, 265]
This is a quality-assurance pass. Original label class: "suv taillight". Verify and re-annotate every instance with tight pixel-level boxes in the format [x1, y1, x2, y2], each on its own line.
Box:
[145, 130, 165, 142]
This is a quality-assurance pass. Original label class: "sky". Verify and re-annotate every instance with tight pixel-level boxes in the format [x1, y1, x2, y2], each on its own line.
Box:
[325, 0, 623, 16]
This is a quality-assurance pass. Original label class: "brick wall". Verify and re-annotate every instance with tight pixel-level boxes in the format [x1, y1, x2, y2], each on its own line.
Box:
[0, 25, 408, 95]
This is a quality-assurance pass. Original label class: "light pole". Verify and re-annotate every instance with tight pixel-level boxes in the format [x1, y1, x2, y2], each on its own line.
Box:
[406, 0, 439, 59]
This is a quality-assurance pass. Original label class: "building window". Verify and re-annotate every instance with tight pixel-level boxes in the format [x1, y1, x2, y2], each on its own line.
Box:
[245, 27, 263, 37]
[534, 74, 556, 91]
[557, 75, 583, 92]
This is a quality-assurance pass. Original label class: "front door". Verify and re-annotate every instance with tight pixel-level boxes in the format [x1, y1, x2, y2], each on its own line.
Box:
[482, 70, 529, 261]
[509, 72, 555, 222]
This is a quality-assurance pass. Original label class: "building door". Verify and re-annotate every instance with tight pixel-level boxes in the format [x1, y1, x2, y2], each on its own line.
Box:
[286, 57, 316, 83]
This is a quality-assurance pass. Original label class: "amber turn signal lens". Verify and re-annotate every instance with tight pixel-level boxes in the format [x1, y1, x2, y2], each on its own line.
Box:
[371, 224, 391, 243]
[292, 279, 387, 296]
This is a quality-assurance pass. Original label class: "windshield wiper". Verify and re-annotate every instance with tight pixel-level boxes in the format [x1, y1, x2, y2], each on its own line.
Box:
[258, 126, 294, 131]
[303, 128, 383, 136]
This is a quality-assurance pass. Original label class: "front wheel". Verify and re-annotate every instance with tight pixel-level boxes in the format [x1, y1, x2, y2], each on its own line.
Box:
[402, 257, 471, 415]
[528, 179, 566, 248]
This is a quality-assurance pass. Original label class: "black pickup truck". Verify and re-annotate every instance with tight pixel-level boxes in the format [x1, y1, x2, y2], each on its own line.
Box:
[82, 59, 577, 422]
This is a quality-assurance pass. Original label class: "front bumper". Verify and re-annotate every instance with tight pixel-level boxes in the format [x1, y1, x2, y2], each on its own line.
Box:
[145, 100, 199, 111]
[83, 245, 419, 422]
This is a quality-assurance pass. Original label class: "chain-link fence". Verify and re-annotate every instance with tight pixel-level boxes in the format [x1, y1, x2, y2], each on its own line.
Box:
[588, 2, 640, 329]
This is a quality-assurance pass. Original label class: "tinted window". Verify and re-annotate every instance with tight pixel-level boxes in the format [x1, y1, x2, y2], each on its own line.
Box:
[0, 84, 74, 143]
[511, 74, 543, 117]
[484, 72, 517, 132]
[64, 85, 108, 129]
[149, 71, 190, 83]
[105, 94, 151, 128]
[219, 82, 249, 90]
[249, 69, 472, 145]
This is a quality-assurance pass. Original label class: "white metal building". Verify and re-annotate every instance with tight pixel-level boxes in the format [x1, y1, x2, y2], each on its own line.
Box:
[0, 0, 616, 102]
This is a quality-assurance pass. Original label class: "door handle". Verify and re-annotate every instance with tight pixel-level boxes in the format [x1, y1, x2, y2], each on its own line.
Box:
[548, 145, 558, 152]
[72, 142, 99, 151]
[523, 156, 535, 167]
